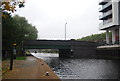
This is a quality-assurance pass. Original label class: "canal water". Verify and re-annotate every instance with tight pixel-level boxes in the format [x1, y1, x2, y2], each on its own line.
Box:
[32, 53, 119, 79]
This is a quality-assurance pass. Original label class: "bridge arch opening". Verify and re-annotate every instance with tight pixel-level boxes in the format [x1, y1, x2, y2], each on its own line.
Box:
[24, 48, 73, 58]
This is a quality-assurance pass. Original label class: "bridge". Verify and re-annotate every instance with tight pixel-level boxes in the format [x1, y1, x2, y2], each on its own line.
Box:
[23, 40, 97, 58]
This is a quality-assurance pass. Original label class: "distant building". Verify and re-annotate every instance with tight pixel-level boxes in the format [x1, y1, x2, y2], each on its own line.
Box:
[99, 0, 120, 44]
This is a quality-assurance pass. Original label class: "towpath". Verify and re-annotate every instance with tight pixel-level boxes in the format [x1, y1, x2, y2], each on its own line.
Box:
[2, 56, 60, 81]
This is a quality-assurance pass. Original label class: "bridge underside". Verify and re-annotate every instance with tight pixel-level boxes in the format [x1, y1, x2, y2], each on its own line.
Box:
[24, 46, 72, 58]
[24, 45, 70, 49]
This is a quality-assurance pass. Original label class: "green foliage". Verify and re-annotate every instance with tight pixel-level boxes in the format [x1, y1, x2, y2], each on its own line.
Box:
[12, 15, 38, 41]
[2, 14, 14, 51]
[16, 56, 26, 60]
[2, 14, 38, 56]
[77, 32, 112, 42]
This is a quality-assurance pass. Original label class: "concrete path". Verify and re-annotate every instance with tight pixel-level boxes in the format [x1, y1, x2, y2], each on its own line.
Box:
[2, 56, 60, 80]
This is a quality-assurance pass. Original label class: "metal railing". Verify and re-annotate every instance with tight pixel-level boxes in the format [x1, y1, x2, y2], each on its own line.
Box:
[99, 18, 112, 26]
[99, 10, 112, 19]
[99, 0, 108, 5]
[99, 2, 112, 11]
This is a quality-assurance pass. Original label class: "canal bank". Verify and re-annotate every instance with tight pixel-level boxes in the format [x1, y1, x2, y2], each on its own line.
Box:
[2, 56, 61, 80]
[96, 45, 120, 59]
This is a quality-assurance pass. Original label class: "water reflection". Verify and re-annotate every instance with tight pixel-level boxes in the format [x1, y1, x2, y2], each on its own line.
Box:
[32, 53, 118, 79]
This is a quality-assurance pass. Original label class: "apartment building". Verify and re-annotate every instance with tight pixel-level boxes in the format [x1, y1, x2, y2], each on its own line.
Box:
[99, 0, 120, 44]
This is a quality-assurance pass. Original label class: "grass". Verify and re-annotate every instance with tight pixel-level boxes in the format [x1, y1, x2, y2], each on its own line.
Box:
[16, 56, 26, 60]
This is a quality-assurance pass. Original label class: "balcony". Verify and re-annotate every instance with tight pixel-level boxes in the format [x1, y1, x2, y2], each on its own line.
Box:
[99, 0, 108, 5]
[99, 2, 112, 12]
[99, 10, 112, 20]
[99, 18, 113, 29]
[99, 18, 112, 26]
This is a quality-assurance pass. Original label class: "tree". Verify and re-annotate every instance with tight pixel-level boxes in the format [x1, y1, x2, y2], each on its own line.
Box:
[2, 14, 14, 52]
[2, 15, 38, 57]
[77, 32, 112, 45]
[1, 0, 25, 18]
[1, 0, 26, 58]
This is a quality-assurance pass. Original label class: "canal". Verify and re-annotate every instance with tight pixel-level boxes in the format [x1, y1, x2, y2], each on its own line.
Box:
[32, 53, 119, 79]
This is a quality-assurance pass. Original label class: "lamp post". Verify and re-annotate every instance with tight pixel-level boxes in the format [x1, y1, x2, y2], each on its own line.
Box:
[65, 23, 67, 40]
[10, 43, 16, 70]
[13, 43, 17, 59]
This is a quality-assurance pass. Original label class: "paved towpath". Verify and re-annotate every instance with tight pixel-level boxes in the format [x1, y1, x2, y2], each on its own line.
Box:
[2, 56, 60, 80]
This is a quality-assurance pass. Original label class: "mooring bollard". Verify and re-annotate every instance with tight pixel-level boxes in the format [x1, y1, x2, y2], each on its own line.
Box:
[45, 72, 49, 76]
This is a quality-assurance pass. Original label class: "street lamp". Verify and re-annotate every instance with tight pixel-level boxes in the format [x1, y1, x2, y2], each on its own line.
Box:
[65, 23, 67, 40]
[10, 43, 17, 70]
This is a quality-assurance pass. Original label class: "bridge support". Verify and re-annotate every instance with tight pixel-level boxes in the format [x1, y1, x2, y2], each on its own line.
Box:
[71, 46, 97, 58]
[59, 49, 71, 58]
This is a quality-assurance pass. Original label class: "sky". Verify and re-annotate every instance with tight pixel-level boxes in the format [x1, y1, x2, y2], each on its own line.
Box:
[14, 0, 104, 40]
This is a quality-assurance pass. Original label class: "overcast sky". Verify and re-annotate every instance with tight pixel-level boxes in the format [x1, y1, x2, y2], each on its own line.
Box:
[14, 0, 104, 40]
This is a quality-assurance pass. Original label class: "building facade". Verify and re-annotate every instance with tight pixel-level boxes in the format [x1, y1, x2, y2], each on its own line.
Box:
[99, 0, 120, 44]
